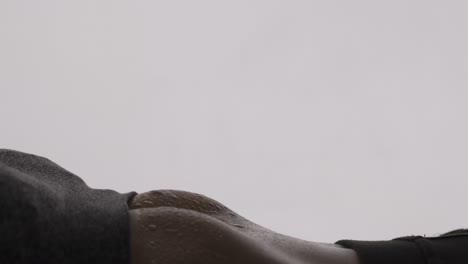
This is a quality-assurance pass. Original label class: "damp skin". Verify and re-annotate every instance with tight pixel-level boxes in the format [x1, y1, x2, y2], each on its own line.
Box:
[129, 190, 359, 264]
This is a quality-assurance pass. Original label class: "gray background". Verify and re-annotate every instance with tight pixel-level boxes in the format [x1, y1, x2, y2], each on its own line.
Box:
[1, 1, 467, 243]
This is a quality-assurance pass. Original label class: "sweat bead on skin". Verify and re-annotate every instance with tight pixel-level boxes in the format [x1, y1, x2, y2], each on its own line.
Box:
[128, 190, 359, 264]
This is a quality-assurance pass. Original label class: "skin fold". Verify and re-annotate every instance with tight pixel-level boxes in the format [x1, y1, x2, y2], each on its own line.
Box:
[128, 190, 359, 264]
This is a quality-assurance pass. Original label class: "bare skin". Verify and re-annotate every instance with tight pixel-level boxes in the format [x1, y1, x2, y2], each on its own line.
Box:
[129, 190, 360, 264]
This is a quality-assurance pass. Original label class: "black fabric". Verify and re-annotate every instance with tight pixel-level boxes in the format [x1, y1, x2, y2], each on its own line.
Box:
[336, 229, 468, 264]
[0, 149, 136, 264]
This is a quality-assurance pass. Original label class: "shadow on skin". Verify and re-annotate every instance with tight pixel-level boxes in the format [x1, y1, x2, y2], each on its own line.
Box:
[129, 190, 359, 264]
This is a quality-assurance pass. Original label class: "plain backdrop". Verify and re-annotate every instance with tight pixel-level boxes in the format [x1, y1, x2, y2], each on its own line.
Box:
[1, 1, 467, 243]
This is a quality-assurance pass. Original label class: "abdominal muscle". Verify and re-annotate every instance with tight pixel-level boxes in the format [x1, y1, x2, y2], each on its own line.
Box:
[128, 190, 358, 264]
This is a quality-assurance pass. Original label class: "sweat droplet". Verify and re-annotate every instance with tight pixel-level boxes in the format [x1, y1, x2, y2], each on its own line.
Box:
[148, 224, 157, 231]
[143, 200, 154, 206]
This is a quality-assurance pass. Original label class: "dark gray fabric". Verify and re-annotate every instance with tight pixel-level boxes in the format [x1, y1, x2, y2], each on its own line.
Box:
[0, 149, 136, 264]
[336, 229, 468, 264]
